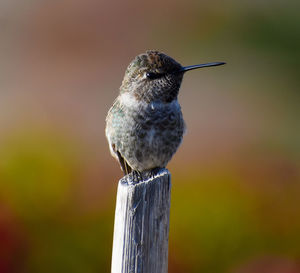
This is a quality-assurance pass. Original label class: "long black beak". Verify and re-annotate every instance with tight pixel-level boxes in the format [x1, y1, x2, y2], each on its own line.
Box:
[180, 62, 226, 72]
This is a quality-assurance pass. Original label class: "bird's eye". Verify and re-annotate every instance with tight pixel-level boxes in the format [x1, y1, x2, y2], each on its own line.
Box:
[146, 72, 163, 80]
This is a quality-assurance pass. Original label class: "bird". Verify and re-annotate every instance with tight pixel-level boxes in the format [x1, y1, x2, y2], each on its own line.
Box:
[105, 50, 225, 176]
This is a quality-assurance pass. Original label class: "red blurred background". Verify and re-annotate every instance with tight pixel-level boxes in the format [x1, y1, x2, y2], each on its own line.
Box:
[0, 0, 299, 272]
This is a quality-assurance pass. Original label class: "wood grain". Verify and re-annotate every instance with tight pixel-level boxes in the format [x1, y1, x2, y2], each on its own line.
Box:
[111, 168, 171, 273]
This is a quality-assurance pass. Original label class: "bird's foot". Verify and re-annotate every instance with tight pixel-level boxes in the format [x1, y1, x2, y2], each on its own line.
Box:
[149, 167, 161, 177]
[128, 170, 142, 183]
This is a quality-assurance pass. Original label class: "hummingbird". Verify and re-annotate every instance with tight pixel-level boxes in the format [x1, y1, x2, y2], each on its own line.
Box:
[105, 50, 225, 175]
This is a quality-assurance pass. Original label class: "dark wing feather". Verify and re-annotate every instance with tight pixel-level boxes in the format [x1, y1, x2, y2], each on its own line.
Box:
[116, 150, 132, 175]
[111, 143, 132, 175]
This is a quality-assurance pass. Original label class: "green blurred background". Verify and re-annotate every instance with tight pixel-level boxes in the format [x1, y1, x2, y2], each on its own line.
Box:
[0, 0, 299, 272]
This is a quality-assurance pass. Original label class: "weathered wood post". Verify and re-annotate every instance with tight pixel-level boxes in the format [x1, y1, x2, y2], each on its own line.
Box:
[111, 168, 171, 273]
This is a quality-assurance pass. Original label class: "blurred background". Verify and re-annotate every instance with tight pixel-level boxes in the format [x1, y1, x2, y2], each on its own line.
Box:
[0, 0, 299, 272]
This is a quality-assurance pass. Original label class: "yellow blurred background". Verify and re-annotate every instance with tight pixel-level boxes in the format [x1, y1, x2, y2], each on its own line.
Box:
[0, 0, 299, 272]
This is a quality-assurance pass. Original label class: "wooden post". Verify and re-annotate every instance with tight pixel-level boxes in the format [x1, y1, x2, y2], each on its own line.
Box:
[111, 168, 171, 273]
